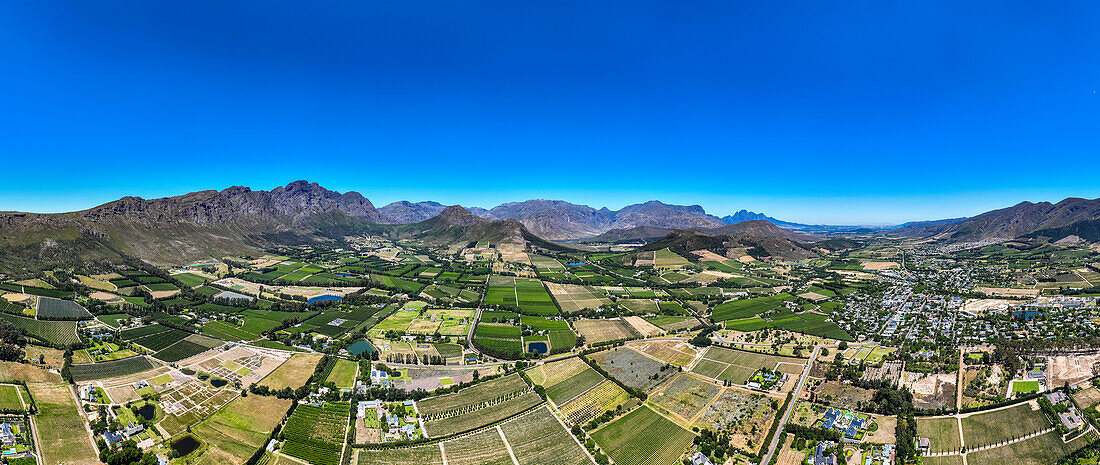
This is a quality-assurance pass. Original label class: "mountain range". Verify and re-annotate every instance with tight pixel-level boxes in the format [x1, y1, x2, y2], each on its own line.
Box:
[1, 180, 1098, 272]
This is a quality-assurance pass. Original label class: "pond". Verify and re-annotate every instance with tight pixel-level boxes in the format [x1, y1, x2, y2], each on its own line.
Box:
[566, 262, 585, 266]
[210, 379, 228, 388]
[347, 340, 376, 356]
[181, 368, 195, 376]
[527, 342, 548, 354]
[307, 294, 342, 305]
[171, 435, 200, 457]
[135, 404, 156, 421]
[197, 373, 209, 381]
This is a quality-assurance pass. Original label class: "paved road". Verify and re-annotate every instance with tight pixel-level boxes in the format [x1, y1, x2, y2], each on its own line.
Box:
[759, 345, 820, 465]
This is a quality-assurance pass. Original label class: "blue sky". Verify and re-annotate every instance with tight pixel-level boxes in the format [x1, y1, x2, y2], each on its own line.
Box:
[2, 2, 1099, 224]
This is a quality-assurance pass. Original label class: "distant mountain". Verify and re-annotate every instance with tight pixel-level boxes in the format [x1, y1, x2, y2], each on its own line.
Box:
[389, 205, 536, 246]
[581, 226, 674, 244]
[378, 201, 446, 224]
[0, 180, 389, 269]
[892, 197, 1100, 243]
[479, 199, 725, 241]
[482, 200, 612, 240]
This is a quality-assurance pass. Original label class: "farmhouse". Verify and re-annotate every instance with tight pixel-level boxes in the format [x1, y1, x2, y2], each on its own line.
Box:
[821, 408, 868, 440]
[812, 440, 838, 465]
[0, 423, 15, 447]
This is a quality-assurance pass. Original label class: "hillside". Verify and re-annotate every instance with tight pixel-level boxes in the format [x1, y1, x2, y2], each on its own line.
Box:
[377, 201, 446, 224]
[891, 197, 1100, 243]
[640, 229, 817, 261]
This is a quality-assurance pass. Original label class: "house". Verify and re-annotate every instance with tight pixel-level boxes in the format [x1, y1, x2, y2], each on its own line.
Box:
[689, 451, 714, 465]
[357, 400, 380, 418]
[102, 431, 124, 447]
[812, 441, 837, 465]
[0, 423, 15, 446]
[122, 421, 145, 439]
[370, 369, 391, 387]
[821, 409, 840, 430]
[917, 437, 930, 454]
[1060, 411, 1085, 431]
[1046, 391, 1069, 404]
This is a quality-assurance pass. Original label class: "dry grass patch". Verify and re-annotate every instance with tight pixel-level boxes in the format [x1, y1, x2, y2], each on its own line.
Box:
[192, 394, 293, 463]
[0, 361, 61, 383]
[32, 383, 99, 465]
[258, 353, 322, 390]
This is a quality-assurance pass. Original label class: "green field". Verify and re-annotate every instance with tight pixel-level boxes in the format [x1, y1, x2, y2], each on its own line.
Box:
[325, 359, 357, 388]
[712, 294, 794, 321]
[960, 403, 1051, 449]
[592, 405, 695, 465]
[916, 416, 962, 453]
[173, 273, 209, 287]
[1011, 380, 1040, 393]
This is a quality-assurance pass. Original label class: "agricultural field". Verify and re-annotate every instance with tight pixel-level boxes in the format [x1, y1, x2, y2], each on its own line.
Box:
[557, 379, 631, 425]
[591, 346, 676, 391]
[439, 427, 512, 465]
[691, 346, 806, 384]
[281, 401, 350, 465]
[191, 394, 294, 464]
[31, 383, 99, 465]
[592, 405, 695, 465]
[258, 353, 324, 390]
[693, 389, 776, 452]
[712, 294, 796, 321]
[573, 318, 638, 345]
[35, 296, 91, 319]
[546, 282, 613, 314]
[154, 333, 224, 362]
[648, 373, 720, 420]
[644, 315, 698, 332]
[423, 390, 542, 437]
[964, 429, 1090, 465]
[653, 248, 690, 268]
[69, 356, 155, 381]
[628, 339, 699, 366]
[498, 405, 592, 465]
[916, 416, 962, 453]
[0, 313, 80, 346]
[324, 359, 357, 388]
[960, 402, 1052, 449]
[418, 373, 530, 416]
[483, 276, 559, 315]
[358, 445, 444, 465]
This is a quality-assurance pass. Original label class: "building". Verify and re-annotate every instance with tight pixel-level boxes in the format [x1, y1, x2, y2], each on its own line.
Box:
[917, 437, 930, 454]
[1060, 411, 1085, 431]
[812, 441, 837, 465]
[689, 451, 714, 465]
[0, 423, 15, 447]
[122, 421, 145, 439]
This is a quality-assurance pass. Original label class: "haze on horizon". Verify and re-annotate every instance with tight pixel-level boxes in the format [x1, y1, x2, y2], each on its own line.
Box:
[2, 2, 1099, 224]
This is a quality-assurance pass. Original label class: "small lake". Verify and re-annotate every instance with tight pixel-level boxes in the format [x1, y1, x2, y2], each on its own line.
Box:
[566, 262, 585, 266]
[348, 340, 376, 356]
[527, 342, 548, 354]
[181, 368, 196, 376]
[135, 404, 155, 420]
[210, 379, 228, 388]
[197, 373, 209, 381]
[307, 294, 342, 305]
[172, 435, 200, 456]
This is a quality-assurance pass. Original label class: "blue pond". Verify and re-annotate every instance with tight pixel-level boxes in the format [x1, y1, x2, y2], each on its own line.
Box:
[528, 342, 548, 354]
[307, 294, 342, 304]
[565, 262, 585, 266]
[348, 340, 376, 356]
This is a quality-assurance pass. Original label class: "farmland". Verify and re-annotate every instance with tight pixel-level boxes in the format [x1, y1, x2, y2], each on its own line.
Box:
[960, 403, 1052, 449]
[591, 346, 676, 390]
[324, 359, 357, 388]
[69, 356, 155, 381]
[192, 394, 294, 464]
[573, 318, 638, 345]
[31, 383, 99, 465]
[649, 373, 720, 420]
[483, 276, 559, 315]
[712, 294, 795, 321]
[499, 406, 592, 465]
[917, 416, 963, 453]
[35, 296, 91, 319]
[558, 379, 631, 425]
[592, 405, 695, 465]
[281, 401, 350, 465]
[259, 353, 324, 390]
[691, 346, 806, 384]
[0, 313, 80, 346]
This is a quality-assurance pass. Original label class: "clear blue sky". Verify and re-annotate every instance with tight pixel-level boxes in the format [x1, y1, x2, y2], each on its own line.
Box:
[2, 2, 1099, 224]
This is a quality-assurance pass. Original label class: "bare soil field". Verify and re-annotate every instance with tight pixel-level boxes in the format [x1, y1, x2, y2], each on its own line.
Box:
[574, 318, 637, 345]
[814, 381, 875, 410]
[0, 361, 62, 383]
[546, 282, 613, 314]
[962, 299, 1012, 315]
[978, 287, 1040, 297]
[1048, 352, 1100, 388]
[257, 353, 322, 390]
[861, 261, 899, 271]
[903, 372, 957, 410]
[623, 316, 663, 337]
[628, 339, 699, 366]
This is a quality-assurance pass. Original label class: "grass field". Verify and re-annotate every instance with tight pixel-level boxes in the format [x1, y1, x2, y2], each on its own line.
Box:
[325, 359, 357, 388]
[965, 429, 1090, 465]
[712, 294, 795, 321]
[961, 403, 1051, 449]
[192, 394, 293, 464]
[592, 405, 695, 465]
[916, 416, 962, 453]
[32, 383, 99, 465]
[0, 384, 24, 411]
[1011, 380, 1040, 393]
[258, 353, 323, 390]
